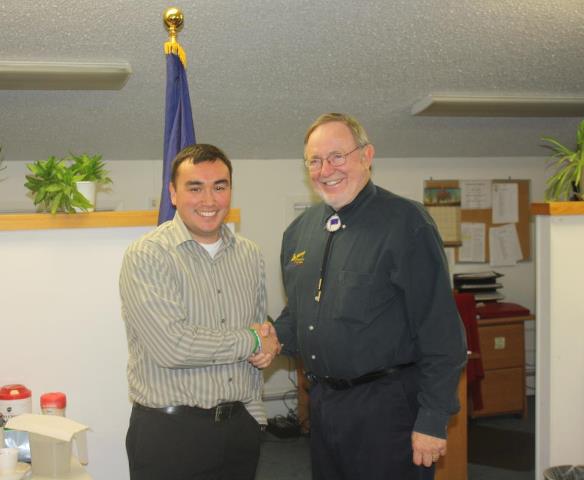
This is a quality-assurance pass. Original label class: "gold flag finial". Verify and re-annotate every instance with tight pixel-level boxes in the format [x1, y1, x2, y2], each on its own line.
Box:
[163, 7, 187, 67]
[163, 7, 184, 45]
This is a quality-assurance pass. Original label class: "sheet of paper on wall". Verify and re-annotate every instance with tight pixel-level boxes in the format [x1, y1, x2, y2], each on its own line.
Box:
[492, 183, 519, 224]
[489, 223, 523, 266]
[460, 180, 492, 209]
[458, 223, 486, 262]
[425, 206, 461, 243]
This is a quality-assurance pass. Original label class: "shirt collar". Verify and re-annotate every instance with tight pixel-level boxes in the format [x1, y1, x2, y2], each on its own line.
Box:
[170, 212, 235, 250]
[323, 180, 376, 224]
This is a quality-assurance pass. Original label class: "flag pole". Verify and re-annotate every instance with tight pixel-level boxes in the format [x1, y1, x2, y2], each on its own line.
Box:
[158, 6, 195, 224]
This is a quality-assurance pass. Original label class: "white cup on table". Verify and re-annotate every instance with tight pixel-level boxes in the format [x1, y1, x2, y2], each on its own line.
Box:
[0, 447, 18, 474]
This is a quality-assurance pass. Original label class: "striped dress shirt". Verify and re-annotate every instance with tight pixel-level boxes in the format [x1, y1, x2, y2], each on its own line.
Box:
[120, 213, 267, 424]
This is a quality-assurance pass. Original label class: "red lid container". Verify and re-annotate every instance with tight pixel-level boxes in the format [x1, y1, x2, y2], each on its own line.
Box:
[40, 392, 67, 409]
[0, 384, 32, 400]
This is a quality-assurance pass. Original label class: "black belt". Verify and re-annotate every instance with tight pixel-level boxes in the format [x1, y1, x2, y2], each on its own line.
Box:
[133, 401, 244, 422]
[306, 364, 412, 390]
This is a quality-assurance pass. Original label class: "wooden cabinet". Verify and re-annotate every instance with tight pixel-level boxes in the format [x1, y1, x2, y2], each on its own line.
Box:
[470, 315, 533, 418]
[435, 371, 467, 480]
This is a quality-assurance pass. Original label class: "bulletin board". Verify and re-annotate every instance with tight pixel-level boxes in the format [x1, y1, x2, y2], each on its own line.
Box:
[424, 179, 531, 263]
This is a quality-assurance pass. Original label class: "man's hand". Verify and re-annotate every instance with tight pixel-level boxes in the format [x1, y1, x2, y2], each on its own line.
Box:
[248, 322, 281, 369]
[411, 431, 447, 467]
[255, 321, 281, 355]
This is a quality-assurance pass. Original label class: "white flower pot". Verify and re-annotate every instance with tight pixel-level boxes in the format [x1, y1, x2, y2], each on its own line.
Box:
[75, 181, 96, 212]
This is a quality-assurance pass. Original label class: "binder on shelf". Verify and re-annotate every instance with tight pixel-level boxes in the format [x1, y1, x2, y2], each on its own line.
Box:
[453, 271, 503, 282]
[457, 283, 503, 291]
[453, 271, 504, 303]
[474, 292, 505, 302]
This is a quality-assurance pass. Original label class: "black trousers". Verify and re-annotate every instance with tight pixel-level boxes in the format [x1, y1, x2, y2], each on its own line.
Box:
[126, 404, 261, 480]
[309, 367, 435, 480]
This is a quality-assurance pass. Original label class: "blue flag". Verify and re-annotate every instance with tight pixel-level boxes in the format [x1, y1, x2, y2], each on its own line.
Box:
[158, 43, 196, 225]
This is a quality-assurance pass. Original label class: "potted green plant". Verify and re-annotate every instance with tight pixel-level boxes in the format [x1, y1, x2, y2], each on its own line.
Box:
[24, 156, 93, 214]
[67, 153, 112, 211]
[68, 153, 112, 185]
[542, 119, 584, 201]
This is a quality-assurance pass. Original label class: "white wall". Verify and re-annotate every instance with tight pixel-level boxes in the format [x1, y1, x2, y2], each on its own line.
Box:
[0, 155, 547, 479]
[535, 214, 584, 478]
[0, 226, 148, 479]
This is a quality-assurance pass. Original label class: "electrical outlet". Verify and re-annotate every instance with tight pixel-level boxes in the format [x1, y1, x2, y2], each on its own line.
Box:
[149, 197, 160, 209]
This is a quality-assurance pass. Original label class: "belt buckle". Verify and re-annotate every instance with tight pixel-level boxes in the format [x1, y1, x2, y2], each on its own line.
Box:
[214, 403, 233, 422]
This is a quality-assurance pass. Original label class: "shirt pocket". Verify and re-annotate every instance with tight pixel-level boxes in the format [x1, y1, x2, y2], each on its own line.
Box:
[332, 270, 374, 324]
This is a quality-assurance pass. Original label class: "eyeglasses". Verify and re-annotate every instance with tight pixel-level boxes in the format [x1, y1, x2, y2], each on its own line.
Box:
[304, 145, 365, 171]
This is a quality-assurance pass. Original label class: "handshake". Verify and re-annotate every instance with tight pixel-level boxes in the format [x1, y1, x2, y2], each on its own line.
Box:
[248, 321, 281, 369]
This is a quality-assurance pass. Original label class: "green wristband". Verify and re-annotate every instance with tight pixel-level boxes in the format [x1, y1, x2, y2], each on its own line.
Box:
[249, 328, 262, 353]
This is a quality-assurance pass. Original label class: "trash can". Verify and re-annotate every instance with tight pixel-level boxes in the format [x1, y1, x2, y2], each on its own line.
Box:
[544, 466, 584, 480]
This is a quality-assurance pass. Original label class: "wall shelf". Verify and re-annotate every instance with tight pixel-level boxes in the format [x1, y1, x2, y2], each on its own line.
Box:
[0, 209, 240, 231]
[531, 202, 584, 216]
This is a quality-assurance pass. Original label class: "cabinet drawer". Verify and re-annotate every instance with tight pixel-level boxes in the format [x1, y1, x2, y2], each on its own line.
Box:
[472, 367, 524, 416]
[478, 322, 524, 369]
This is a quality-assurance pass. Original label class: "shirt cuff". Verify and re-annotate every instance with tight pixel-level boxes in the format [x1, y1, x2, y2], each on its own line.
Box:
[413, 407, 450, 439]
[232, 328, 258, 360]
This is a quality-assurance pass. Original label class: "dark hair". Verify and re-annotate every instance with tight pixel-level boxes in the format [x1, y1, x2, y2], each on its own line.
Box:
[170, 144, 233, 186]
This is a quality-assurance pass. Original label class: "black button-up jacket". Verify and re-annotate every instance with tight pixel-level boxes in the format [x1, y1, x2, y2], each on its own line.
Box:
[275, 181, 467, 438]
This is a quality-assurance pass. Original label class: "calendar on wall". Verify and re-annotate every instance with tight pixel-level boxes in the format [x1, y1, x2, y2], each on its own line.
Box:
[423, 180, 462, 247]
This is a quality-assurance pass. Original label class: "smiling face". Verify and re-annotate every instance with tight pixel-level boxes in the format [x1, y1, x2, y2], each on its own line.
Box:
[169, 159, 231, 243]
[305, 121, 374, 210]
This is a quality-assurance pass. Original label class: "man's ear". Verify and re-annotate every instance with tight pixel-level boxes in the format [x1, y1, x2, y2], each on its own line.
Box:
[362, 143, 375, 169]
[169, 182, 177, 207]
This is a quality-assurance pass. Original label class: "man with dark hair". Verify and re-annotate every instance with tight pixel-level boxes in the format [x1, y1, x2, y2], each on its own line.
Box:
[120, 143, 279, 480]
[268, 114, 467, 479]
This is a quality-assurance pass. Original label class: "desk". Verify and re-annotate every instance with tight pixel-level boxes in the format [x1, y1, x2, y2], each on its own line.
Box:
[470, 315, 533, 418]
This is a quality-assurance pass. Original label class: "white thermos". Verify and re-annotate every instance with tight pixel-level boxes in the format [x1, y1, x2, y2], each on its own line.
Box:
[0, 384, 32, 422]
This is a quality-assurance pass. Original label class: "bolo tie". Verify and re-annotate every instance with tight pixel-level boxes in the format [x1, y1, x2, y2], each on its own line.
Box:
[314, 213, 345, 302]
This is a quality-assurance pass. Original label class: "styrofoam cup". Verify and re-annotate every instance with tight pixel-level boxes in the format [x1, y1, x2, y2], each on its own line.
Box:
[0, 447, 18, 474]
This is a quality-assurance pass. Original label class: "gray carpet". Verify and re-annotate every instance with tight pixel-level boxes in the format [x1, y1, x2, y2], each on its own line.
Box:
[256, 432, 311, 480]
[468, 423, 535, 471]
